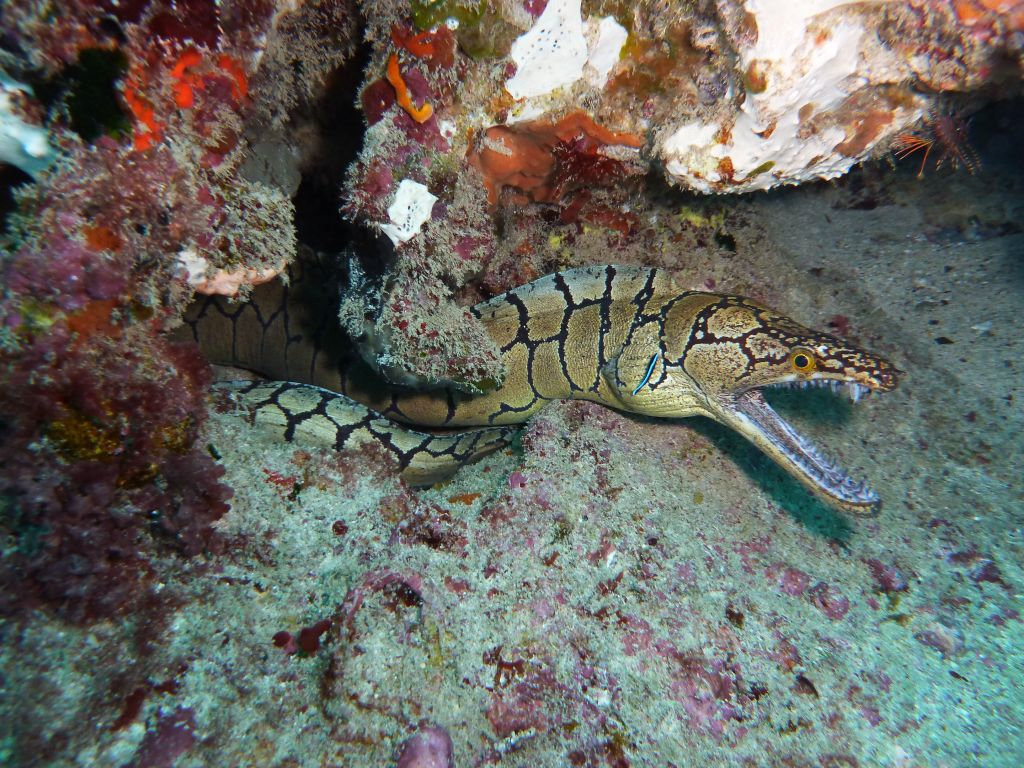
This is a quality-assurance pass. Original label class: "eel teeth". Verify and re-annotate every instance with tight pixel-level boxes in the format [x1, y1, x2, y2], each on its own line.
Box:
[772, 379, 871, 403]
[784, 421, 877, 505]
[733, 388, 880, 507]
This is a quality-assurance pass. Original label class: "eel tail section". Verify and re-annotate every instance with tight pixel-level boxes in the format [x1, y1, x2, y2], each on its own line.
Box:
[217, 380, 518, 487]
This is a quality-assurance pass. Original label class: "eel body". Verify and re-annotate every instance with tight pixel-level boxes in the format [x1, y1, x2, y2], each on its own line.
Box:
[217, 379, 518, 487]
[185, 262, 899, 512]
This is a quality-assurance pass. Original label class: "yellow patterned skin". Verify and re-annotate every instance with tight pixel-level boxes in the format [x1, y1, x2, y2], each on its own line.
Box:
[216, 380, 518, 487]
[185, 264, 899, 511]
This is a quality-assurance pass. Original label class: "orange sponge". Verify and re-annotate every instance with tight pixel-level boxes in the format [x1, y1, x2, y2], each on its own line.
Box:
[469, 112, 643, 205]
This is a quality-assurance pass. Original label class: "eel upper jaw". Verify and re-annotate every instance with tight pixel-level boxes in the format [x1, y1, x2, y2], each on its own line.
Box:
[712, 384, 881, 514]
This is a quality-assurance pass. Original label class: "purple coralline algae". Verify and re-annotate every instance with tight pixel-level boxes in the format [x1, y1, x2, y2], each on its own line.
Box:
[0, 0, 354, 620]
[395, 725, 455, 768]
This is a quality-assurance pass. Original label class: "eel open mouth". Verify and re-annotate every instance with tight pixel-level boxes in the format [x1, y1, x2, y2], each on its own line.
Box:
[723, 380, 881, 512]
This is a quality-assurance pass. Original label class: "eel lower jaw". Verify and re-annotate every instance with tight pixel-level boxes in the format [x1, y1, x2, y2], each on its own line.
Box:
[716, 387, 881, 514]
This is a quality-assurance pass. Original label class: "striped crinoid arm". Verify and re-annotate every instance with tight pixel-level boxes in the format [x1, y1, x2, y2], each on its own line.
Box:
[891, 134, 934, 178]
[892, 111, 981, 179]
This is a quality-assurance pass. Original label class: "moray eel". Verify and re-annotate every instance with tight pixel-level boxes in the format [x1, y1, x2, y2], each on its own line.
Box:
[184, 262, 899, 512]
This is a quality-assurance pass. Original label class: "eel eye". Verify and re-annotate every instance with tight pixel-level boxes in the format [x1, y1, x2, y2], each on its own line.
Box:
[790, 348, 816, 374]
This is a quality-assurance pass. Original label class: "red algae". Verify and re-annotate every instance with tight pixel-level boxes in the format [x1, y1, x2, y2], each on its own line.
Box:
[807, 582, 852, 621]
[778, 566, 812, 596]
[296, 619, 333, 654]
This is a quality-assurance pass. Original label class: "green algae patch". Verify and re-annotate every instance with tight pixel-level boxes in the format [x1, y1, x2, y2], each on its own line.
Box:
[411, 0, 518, 59]
[745, 160, 776, 179]
[412, 0, 484, 31]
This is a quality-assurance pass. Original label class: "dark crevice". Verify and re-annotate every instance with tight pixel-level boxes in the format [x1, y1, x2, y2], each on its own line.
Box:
[292, 39, 372, 254]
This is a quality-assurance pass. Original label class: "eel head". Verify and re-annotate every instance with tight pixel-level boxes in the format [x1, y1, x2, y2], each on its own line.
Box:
[684, 298, 900, 514]
[609, 294, 900, 514]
